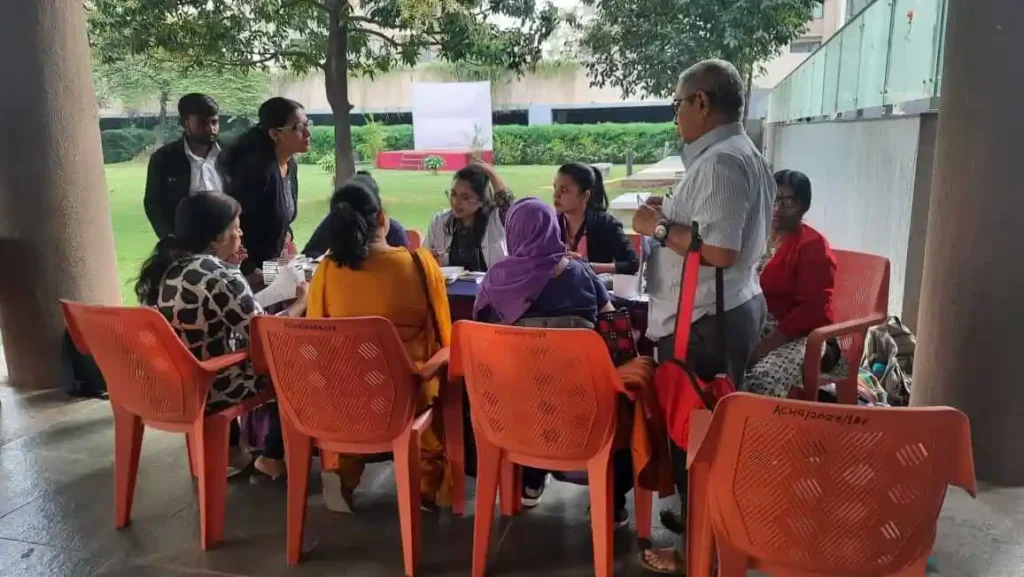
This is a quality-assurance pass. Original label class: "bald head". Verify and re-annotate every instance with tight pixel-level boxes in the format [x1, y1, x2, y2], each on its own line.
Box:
[677, 59, 745, 123]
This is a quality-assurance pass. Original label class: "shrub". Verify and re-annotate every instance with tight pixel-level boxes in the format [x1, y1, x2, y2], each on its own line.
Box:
[423, 155, 445, 174]
[100, 128, 157, 163]
[356, 116, 389, 165]
[102, 122, 679, 166]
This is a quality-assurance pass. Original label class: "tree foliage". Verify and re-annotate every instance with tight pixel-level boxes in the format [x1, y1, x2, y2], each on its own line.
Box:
[577, 0, 821, 99]
[88, 0, 559, 182]
[92, 54, 269, 118]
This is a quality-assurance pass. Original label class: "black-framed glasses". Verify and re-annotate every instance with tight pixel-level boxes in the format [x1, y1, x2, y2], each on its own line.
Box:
[774, 195, 801, 209]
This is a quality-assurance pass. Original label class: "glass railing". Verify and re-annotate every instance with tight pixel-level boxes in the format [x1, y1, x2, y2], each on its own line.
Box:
[767, 0, 947, 123]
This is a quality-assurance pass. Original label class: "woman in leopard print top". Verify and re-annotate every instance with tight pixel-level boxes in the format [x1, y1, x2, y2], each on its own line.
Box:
[134, 192, 307, 478]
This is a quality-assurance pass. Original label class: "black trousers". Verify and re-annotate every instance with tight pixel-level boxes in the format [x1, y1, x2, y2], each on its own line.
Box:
[657, 294, 767, 512]
[523, 448, 634, 512]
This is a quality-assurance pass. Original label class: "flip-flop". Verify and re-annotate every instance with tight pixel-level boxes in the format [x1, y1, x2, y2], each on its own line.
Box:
[638, 547, 684, 575]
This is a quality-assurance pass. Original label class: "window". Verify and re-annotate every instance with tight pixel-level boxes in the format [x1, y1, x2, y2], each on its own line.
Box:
[791, 41, 822, 54]
[812, 3, 825, 19]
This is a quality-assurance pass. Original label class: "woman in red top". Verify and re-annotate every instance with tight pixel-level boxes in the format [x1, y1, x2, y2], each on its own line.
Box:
[746, 169, 843, 397]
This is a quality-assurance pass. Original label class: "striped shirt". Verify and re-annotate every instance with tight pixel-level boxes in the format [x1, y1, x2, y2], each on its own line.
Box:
[646, 122, 775, 340]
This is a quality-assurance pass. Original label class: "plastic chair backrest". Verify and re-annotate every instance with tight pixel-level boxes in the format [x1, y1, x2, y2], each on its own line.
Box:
[451, 321, 620, 462]
[407, 229, 422, 251]
[59, 300, 208, 423]
[694, 393, 976, 575]
[251, 315, 419, 444]
[833, 249, 890, 324]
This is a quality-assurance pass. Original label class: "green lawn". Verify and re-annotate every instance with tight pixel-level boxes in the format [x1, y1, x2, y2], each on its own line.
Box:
[106, 163, 588, 293]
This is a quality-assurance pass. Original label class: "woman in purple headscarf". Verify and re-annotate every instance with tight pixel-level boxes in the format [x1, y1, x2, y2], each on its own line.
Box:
[473, 197, 615, 326]
[473, 197, 638, 525]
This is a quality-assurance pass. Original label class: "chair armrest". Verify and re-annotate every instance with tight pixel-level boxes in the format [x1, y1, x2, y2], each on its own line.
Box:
[802, 313, 886, 400]
[686, 409, 713, 469]
[199, 351, 250, 374]
[419, 348, 450, 382]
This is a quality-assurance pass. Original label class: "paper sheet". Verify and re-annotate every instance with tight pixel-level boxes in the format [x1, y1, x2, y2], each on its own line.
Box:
[254, 262, 304, 308]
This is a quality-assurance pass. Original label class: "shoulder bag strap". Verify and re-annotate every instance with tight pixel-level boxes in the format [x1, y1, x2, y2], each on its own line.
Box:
[409, 249, 443, 349]
[715, 266, 727, 368]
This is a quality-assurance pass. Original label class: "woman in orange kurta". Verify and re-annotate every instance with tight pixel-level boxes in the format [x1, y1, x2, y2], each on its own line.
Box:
[306, 177, 452, 512]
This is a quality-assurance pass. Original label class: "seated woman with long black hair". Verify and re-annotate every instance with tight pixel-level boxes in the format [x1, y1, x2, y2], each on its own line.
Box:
[306, 179, 452, 513]
[553, 163, 639, 275]
[134, 192, 307, 479]
[302, 170, 409, 258]
[425, 163, 509, 272]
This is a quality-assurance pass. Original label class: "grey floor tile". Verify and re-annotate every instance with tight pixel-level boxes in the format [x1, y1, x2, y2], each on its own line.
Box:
[0, 537, 112, 577]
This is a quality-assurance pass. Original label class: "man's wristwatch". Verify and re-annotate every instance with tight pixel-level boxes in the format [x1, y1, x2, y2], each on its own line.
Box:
[652, 219, 672, 246]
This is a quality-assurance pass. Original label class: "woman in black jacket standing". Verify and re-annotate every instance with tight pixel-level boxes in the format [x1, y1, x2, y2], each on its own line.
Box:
[220, 97, 311, 285]
[553, 162, 639, 275]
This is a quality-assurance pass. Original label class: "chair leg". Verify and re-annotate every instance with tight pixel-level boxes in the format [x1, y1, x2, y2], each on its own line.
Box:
[634, 486, 653, 540]
[185, 432, 198, 477]
[472, 440, 502, 577]
[716, 541, 748, 577]
[195, 418, 231, 550]
[586, 452, 614, 577]
[687, 461, 714, 577]
[888, 554, 929, 577]
[394, 429, 423, 577]
[499, 459, 520, 517]
[282, 422, 313, 566]
[443, 380, 466, 516]
[112, 405, 144, 530]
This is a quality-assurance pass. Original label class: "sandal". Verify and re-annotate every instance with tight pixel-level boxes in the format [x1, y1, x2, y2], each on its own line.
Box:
[253, 456, 286, 481]
[638, 547, 684, 575]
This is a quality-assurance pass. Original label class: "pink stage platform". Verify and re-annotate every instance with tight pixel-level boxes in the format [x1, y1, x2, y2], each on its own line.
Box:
[376, 149, 494, 171]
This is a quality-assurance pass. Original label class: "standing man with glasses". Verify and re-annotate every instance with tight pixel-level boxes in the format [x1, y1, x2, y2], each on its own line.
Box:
[632, 59, 775, 574]
[144, 93, 223, 239]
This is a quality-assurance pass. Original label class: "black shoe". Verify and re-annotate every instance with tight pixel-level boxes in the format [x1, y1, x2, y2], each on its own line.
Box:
[614, 508, 630, 528]
[659, 508, 685, 535]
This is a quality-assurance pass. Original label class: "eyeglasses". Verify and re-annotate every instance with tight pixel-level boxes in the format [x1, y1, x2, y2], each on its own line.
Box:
[277, 120, 313, 134]
[774, 196, 801, 209]
[672, 91, 715, 115]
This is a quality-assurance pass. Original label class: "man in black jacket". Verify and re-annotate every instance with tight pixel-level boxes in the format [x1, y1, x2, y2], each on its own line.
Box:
[143, 93, 222, 239]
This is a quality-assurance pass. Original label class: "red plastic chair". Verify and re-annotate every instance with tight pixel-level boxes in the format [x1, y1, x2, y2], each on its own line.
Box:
[800, 249, 891, 404]
[59, 300, 274, 550]
[407, 229, 422, 251]
[250, 315, 448, 574]
[686, 393, 976, 577]
[627, 232, 643, 258]
[451, 320, 651, 577]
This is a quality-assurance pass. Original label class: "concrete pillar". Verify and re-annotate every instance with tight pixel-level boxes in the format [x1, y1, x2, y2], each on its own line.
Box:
[912, 0, 1024, 484]
[0, 2, 121, 389]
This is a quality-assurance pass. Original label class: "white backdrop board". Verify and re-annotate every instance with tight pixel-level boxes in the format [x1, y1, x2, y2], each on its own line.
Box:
[412, 82, 493, 150]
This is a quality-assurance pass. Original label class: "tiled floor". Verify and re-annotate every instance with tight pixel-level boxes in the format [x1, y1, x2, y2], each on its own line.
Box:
[0, 384, 1021, 577]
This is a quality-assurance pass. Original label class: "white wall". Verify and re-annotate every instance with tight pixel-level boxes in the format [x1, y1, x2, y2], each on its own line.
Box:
[765, 117, 926, 319]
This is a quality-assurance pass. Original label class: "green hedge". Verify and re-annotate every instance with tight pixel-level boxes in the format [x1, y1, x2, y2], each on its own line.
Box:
[102, 122, 677, 165]
[101, 128, 157, 163]
[492, 124, 677, 165]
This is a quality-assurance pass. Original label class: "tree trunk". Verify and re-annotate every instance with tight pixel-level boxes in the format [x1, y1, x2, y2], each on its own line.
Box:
[742, 63, 753, 124]
[156, 90, 169, 147]
[324, 6, 355, 185]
